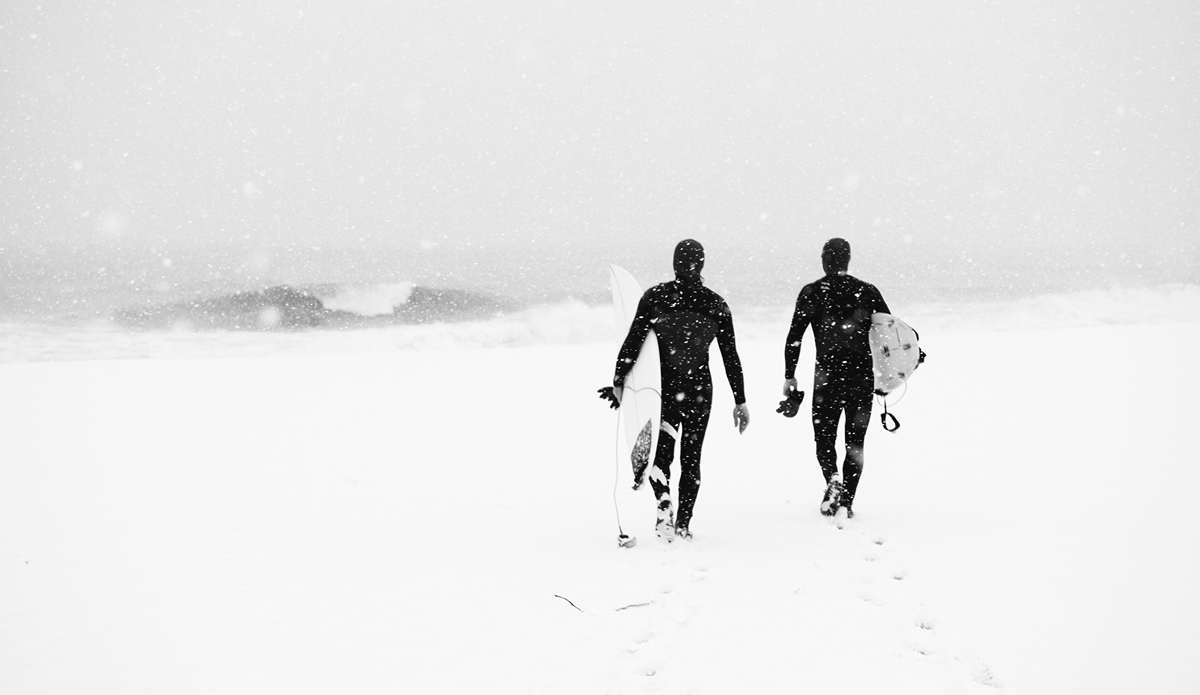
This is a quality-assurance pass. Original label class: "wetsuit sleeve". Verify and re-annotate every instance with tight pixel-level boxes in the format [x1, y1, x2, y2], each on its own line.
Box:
[714, 301, 747, 405]
[784, 286, 814, 380]
[613, 292, 654, 388]
[869, 284, 891, 315]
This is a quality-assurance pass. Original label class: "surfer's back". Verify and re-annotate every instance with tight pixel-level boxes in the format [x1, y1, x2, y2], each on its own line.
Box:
[643, 279, 729, 368]
[641, 279, 744, 398]
[793, 273, 890, 369]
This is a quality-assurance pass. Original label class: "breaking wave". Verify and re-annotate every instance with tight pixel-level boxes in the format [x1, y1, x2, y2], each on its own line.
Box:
[113, 283, 515, 331]
[2, 284, 1198, 363]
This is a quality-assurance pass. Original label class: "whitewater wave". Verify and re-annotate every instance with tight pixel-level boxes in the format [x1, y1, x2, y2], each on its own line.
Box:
[315, 282, 415, 317]
[2, 284, 1197, 363]
[112, 282, 514, 331]
[900, 283, 1200, 336]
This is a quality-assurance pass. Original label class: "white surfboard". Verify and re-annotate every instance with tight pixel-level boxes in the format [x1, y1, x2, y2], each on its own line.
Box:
[609, 265, 661, 490]
[870, 312, 922, 395]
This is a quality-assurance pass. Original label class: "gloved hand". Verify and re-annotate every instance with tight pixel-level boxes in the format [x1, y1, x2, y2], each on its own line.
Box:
[598, 386, 621, 409]
[776, 383, 805, 418]
[732, 403, 750, 433]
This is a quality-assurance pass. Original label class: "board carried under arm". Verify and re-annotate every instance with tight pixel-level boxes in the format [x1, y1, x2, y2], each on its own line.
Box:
[869, 312, 926, 431]
[608, 265, 662, 489]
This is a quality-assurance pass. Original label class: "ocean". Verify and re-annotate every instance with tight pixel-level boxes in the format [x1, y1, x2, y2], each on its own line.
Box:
[2, 238, 1198, 363]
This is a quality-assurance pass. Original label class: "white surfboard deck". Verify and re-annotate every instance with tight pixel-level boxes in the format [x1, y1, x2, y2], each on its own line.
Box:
[609, 265, 661, 489]
[870, 312, 921, 395]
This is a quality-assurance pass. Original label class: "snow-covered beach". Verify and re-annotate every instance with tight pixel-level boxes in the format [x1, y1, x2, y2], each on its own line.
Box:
[2, 286, 1198, 694]
[5, 0, 1199, 690]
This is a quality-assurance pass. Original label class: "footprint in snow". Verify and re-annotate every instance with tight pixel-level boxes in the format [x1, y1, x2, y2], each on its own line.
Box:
[848, 519, 1001, 690]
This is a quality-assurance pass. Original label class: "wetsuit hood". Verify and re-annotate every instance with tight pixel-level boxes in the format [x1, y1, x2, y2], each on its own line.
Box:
[822, 238, 851, 275]
[674, 239, 705, 282]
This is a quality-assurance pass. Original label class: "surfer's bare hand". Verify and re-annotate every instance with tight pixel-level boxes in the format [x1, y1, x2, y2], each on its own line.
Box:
[782, 378, 798, 397]
[733, 403, 750, 434]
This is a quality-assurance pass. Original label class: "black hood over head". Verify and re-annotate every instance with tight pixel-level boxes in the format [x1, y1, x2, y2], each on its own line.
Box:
[673, 239, 705, 281]
[822, 238, 851, 275]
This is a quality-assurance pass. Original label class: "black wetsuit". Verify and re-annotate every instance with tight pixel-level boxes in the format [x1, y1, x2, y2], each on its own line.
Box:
[784, 273, 889, 510]
[614, 277, 746, 533]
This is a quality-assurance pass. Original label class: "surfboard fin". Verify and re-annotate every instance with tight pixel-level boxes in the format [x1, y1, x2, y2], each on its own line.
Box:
[630, 419, 653, 489]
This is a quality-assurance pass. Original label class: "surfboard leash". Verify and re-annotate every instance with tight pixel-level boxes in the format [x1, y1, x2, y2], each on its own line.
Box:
[612, 411, 637, 548]
[609, 385, 661, 549]
[875, 381, 907, 432]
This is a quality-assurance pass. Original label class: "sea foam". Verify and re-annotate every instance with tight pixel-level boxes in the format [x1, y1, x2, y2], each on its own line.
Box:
[2, 284, 1197, 364]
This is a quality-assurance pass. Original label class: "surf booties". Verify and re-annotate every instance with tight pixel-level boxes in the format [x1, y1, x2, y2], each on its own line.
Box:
[776, 385, 806, 418]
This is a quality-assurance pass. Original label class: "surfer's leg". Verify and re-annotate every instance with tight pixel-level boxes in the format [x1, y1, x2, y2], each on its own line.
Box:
[811, 371, 841, 484]
[841, 387, 874, 510]
[651, 396, 683, 534]
[675, 385, 712, 533]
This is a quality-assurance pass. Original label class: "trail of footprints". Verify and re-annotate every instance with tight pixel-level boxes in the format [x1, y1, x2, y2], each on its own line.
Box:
[837, 519, 1000, 691]
[618, 550, 710, 682]
[598, 521, 999, 691]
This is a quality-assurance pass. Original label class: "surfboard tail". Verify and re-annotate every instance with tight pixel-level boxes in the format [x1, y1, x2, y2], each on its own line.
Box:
[611, 264, 661, 490]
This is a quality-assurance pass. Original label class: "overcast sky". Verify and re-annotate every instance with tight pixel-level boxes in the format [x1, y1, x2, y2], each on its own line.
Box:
[2, 1, 1198, 279]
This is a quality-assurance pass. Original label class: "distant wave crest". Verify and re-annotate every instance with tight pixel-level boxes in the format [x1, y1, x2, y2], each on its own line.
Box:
[316, 282, 415, 317]
[4, 284, 1198, 364]
[114, 283, 514, 330]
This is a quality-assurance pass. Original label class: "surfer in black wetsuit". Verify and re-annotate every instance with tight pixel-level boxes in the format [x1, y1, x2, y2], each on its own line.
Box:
[609, 239, 750, 541]
[782, 238, 890, 519]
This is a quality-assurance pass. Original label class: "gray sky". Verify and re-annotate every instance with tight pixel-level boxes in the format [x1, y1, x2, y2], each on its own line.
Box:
[3, 1, 1198, 285]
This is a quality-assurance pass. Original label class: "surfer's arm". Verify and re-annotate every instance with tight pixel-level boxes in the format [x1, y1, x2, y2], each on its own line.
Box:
[869, 283, 891, 315]
[613, 294, 654, 389]
[714, 304, 747, 405]
[784, 290, 814, 381]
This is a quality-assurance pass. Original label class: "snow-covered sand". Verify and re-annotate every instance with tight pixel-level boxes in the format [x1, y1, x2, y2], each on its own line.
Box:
[2, 294, 1198, 694]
